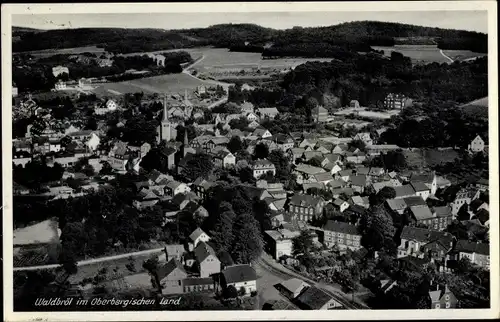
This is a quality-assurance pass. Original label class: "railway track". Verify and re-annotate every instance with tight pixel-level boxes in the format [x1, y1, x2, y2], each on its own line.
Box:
[256, 257, 367, 310]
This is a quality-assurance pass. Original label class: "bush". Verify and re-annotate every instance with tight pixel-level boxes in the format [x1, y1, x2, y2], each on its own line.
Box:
[250, 290, 258, 297]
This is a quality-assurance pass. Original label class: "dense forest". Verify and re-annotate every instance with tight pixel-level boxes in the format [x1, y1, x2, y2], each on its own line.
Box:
[13, 21, 488, 54]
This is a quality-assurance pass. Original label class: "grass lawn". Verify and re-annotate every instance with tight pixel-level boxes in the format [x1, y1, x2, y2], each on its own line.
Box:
[372, 45, 450, 64]
[442, 50, 487, 62]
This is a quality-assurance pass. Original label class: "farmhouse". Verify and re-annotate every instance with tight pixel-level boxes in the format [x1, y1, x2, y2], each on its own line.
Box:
[468, 135, 485, 153]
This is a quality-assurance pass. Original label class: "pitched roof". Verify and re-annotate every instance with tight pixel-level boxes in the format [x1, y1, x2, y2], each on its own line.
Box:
[222, 264, 257, 284]
[280, 278, 310, 295]
[432, 206, 452, 218]
[356, 167, 370, 175]
[189, 227, 207, 242]
[400, 226, 453, 245]
[313, 172, 334, 182]
[296, 286, 335, 310]
[410, 205, 434, 221]
[394, 185, 416, 198]
[350, 175, 367, 187]
[289, 194, 324, 208]
[333, 198, 348, 207]
[194, 241, 219, 263]
[323, 220, 359, 235]
[410, 181, 430, 192]
[455, 240, 489, 255]
[403, 196, 427, 207]
[157, 258, 186, 280]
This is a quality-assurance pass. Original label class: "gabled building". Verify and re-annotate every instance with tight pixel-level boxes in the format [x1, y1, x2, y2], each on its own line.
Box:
[194, 242, 221, 278]
[428, 284, 458, 309]
[189, 228, 210, 250]
[288, 194, 326, 222]
[156, 258, 188, 295]
[220, 264, 257, 296]
[398, 226, 454, 260]
[296, 286, 343, 310]
[257, 107, 279, 119]
[451, 240, 489, 269]
[192, 177, 217, 200]
[468, 135, 485, 153]
[252, 159, 276, 179]
[322, 220, 362, 251]
[264, 229, 298, 260]
[451, 188, 481, 215]
[277, 278, 310, 299]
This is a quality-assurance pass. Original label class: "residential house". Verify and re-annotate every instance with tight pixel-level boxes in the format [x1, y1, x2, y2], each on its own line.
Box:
[311, 172, 334, 185]
[52, 65, 69, 77]
[451, 188, 480, 215]
[240, 101, 254, 114]
[252, 128, 272, 139]
[192, 177, 217, 200]
[345, 151, 366, 164]
[252, 159, 276, 179]
[410, 172, 438, 195]
[247, 120, 261, 129]
[383, 93, 412, 110]
[156, 258, 188, 295]
[407, 205, 435, 228]
[365, 144, 401, 156]
[194, 242, 221, 278]
[403, 196, 427, 208]
[161, 244, 186, 262]
[350, 175, 368, 194]
[165, 181, 190, 197]
[296, 286, 343, 310]
[293, 164, 325, 184]
[245, 112, 259, 122]
[410, 181, 431, 200]
[451, 240, 490, 269]
[312, 105, 329, 123]
[133, 188, 160, 210]
[394, 185, 416, 199]
[277, 278, 310, 299]
[475, 178, 489, 191]
[288, 194, 326, 222]
[468, 135, 485, 153]
[428, 284, 458, 309]
[264, 229, 298, 260]
[257, 107, 279, 119]
[211, 150, 236, 168]
[273, 134, 295, 152]
[322, 220, 362, 251]
[189, 228, 210, 250]
[325, 163, 343, 176]
[372, 180, 394, 193]
[183, 201, 209, 219]
[220, 264, 257, 296]
[337, 169, 352, 183]
[331, 198, 350, 213]
[397, 226, 454, 259]
[182, 277, 215, 294]
[430, 206, 454, 231]
[349, 196, 370, 209]
[353, 132, 373, 146]
[350, 100, 361, 109]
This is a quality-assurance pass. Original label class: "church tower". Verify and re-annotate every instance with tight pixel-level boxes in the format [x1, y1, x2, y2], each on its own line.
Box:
[157, 94, 175, 144]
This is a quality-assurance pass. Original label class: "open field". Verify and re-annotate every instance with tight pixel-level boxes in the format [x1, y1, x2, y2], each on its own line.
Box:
[404, 148, 460, 168]
[442, 50, 487, 62]
[14, 45, 106, 58]
[460, 97, 488, 118]
[123, 47, 332, 72]
[372, 45, 452, 64]
[13, 219, 60, 246]
[92, 72, 228, 96]
[334, 107, 401, 119]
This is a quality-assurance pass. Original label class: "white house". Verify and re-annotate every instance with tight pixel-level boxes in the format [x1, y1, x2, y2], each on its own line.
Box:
[468, 135, 485, 153]
[221, 264, 257, 296]
[353, 132, 373, 146]
[246, 112, 259, 122]
[257, 107, 279, 119]
[252, 159, 276, 179]
[85, 132, 100, 151]
[189, 228, 211, 250]
[52, 65, 69, 77]
[165, 181, 191, 197]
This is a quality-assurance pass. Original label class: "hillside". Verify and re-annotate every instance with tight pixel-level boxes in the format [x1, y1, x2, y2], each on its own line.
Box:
[12, 21, 488, 54]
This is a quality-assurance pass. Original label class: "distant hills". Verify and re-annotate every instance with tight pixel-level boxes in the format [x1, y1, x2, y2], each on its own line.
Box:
[12, 21, 488, 54]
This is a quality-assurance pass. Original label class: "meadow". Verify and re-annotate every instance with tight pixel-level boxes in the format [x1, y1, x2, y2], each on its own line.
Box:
[15, 45, 105, 58]
[403, 148, 460, 169]
[459, 97, 488, 118]
[371, 45, 451, 64]
[441, 50, 487, 62]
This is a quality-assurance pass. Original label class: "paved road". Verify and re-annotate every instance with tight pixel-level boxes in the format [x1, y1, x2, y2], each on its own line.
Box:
[257, 254, 369, 310]
[439, 50, 455, 64]
[13, 248, 164, 272]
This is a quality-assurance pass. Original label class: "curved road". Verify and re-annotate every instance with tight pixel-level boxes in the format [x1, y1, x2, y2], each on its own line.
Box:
[13, 248, 164, 272]
[256, 255, 369, 310]
[439, 50, 454, 64]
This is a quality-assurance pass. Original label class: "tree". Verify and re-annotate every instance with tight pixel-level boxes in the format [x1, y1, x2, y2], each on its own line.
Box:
[360, 205, 397, 255]
[348, 139, 366, 151]
[227, 136, 243, 154]
[456, 257, 473, 275]
[253, 143, 269, 160]
[143, 256, 162, 293]
[292, 230, 314, 256]
[210, 210, 236, 253]
[82, 164, 95, 177]
[371, 186, 397, 206]
[99, 161, 113, 175]
[223, 285, 239, 299]
[231, 212, 264, 264]
[457, 204, 471, 221]
[180, 153, 214, 182]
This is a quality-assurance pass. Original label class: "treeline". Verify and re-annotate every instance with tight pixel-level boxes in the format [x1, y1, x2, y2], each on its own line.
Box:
[229, 44, 265, 53]
[13, 27, 205, 54]
[13, 21, 487, 55]
[262, 43, 363, 59]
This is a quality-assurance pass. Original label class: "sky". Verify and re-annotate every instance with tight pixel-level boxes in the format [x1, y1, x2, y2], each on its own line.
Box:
[12, 11, 488, 33]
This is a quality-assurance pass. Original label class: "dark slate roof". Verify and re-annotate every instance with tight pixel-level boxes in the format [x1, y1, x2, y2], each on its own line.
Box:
[157, 258, 186, 280]
[323, 220, 360, 235]
[400, 226, 453, 245]
[394, 185, 416, 198]
[222, 264, 257, 284]
[182, 277, 214, 286]
[455, 240, 489, 255]
[473, 209, 489, 225]
[296, 286, 334, 310]
[350, 175, 367, 187]
[403, 196, 427, 207]
[410, 181, 430, 192]
[194, 241, 218, 263]
[289, 194, 324, 207]
[432, 206, 452, 218]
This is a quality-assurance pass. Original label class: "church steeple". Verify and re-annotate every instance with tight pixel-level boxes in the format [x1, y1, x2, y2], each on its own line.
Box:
[184, 130, 189, 145]
[162, 94, 168, 122]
